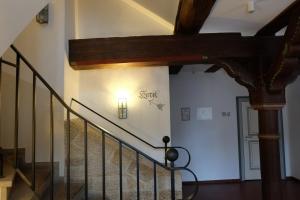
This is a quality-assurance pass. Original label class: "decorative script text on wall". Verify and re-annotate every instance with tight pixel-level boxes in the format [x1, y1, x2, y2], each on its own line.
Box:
[139, 90, 165, 111]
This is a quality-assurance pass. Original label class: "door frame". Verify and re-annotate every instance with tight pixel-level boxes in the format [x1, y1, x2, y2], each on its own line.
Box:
[236, 96, 286, 181]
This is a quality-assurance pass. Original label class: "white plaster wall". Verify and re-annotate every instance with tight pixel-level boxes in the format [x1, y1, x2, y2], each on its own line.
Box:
[0, 0, 67, 175]
[0, 0, 50, 56]
[77, 67, 170, 161]
[12, 1, 65, 95]
[72, 0, 173, 161]
[64, 0, 79, 105]
[170, 66, 292, 181]
[286, 77, 300, 180]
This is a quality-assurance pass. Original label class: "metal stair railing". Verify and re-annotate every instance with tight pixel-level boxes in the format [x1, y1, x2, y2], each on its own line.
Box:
[0, 45, 199, 200]
[70, 98, 191, 167]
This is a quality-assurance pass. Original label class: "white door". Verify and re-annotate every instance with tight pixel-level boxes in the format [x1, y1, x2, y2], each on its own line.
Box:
[241, 101, 261, 180]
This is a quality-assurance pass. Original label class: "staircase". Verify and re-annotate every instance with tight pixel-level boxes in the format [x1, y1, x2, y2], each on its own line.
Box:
[0, 46, 198, 199]
[67, 118, 182, 199]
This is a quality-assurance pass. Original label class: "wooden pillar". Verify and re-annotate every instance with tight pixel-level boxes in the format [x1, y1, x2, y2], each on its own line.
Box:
[248, 86, 286, 200]
[257, 109, 283, 200]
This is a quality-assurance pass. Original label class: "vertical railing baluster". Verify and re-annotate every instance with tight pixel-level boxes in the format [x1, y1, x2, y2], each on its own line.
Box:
[0, 57, 1, 116]
[136, 152, 140, 200]
[32, 75, 36, 191]
[14, 55, 20, 168]
[0, 59, 2, 178]
[66, 110, 71, 200]
[84, 120, 88, 199]
[153, 163, 157, 200]
[0, 147, 3, 178]
[102, 133, 106, 200]
[119, 142, 123, 200]
[170, 163, 175, 200]
[50, 93, 54, 200]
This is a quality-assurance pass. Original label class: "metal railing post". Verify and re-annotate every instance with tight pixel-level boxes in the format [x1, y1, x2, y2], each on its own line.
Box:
[66, 110, 71, 200]
[119, 142, 123, 200]
[84, 120, 88, 199]
[14, 55, 20, 169]
[0, 147, 3, 178]
[162, 136, 170, 166]
[136, 152, 140, 200]
[50, 93, 54, 200]
[32, 75, 36, 190]
[102, 133, 106, 200]
[166, 148, 179, 200]
[0, 59, 3, 179]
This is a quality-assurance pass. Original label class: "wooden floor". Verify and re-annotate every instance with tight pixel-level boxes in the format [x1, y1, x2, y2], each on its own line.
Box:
[183, 180, 300, 200]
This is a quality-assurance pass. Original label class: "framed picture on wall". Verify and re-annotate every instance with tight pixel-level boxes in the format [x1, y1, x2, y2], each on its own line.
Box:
[181, 107, 190, 121]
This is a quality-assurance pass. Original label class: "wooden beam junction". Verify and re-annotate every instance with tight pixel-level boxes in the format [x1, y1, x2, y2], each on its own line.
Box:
[170, 0, 216, 74]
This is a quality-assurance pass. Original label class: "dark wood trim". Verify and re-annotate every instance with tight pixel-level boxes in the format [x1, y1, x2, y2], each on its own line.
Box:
[286, 176, 300, 183]
[1, 148, 25, 155]
[183, 179, 241, 186]
[183, 177, 300, 186]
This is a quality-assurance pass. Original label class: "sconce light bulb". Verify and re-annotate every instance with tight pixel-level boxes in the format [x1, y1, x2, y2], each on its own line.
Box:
[247, 0, 255, 13]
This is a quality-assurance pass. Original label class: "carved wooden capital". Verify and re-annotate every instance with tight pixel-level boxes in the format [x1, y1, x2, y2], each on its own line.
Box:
[220, 6, 300, 110]
[218, 59, 285, 110]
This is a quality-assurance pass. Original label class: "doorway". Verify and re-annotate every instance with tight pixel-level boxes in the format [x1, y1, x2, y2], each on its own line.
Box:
[236, 97, 286, 180]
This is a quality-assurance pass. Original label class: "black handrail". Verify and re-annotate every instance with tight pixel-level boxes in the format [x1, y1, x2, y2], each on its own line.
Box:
[3, 45, 199, 200]
[70, 98, 192, 167]
[70, 98, 159, 148]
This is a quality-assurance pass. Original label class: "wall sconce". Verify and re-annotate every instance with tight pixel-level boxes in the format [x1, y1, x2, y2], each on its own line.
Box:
[36, 5, 49, 24]
[118, 98, 128, 119]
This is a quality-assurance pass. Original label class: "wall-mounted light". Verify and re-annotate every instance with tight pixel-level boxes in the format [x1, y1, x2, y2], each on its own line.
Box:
[118, 98, 128, 119]
[36, 5, 49, 24]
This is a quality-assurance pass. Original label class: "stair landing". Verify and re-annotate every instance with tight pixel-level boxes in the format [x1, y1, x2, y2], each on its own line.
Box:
[0, 162, 15, 200]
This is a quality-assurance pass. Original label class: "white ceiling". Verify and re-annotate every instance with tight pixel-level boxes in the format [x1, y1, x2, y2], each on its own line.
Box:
[133, 0, 295, 36]
[132, 0, 179, 24]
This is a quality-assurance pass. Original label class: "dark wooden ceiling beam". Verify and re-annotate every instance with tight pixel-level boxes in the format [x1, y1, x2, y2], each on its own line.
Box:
[69, 33, 283, 70]
[256, 0, 300, 36]
[170, 0, 216, 74]
[174, 0, 216, 34]
[204, 64, 221, 73]
[169, 65, 184, 74]
[266, 4, 300, 91]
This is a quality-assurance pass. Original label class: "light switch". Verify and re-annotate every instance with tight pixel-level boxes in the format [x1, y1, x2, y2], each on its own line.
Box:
[197, 107, 212, 120]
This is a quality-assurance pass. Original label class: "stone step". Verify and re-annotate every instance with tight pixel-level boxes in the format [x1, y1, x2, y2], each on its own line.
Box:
[65, 118, 183, 199]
